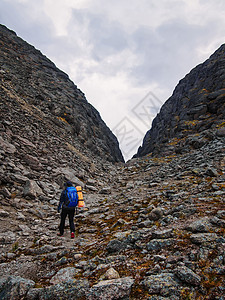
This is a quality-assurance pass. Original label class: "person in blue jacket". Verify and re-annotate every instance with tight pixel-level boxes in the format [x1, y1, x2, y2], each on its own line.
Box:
[57, 181, 76, 238]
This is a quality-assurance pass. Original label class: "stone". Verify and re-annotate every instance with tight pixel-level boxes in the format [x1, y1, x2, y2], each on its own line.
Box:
[113, 231, 131, 240]
[11, 174, 29, 184]
[0, 136, 16, 154]
[127, 231, 141, 244]
[210, 216, 225, 228]
[104, 267, 120, 280]
[23, 180, 43, 198]
[16, 136, 36, 148]
[86, 179, 96, 186]
[106, 239, 126, 254]
[23, 154, 42, 169]
[34, 245, 56, 255]
[149, 207, 163, 221]
[72, 254, 82, 261]
[55, 256, 68, 266]
[86, 185, 98, 191]
[88, 277, 134, 300]
[99, 187, 111, 194]
[111, 218, 128, 228]
[54, 167, 86, 186]
[16, 212, 26, 221]
[142, 273, 180, 297]
[152, 229, 173, 239]
[190, 233, 222, 245]
[27, 279, 89, 299]
[0, 231, 17, 244]
[205, 167, 219, 177]
[0, 187, 11, 198]
[147, 239, 173, 251]
[174, 266, 201, 286]
[6, 252, 16, 259]
[0, 209, 10, 217]
[153, 255, 167, 263]
[18, 224, 31, 233]
[185, 217, 212, 233]
[216, 127, 225, 137]
[217, 210, 225, 218]
[50, 267, 79, 285]
[0, 276, 35, 299]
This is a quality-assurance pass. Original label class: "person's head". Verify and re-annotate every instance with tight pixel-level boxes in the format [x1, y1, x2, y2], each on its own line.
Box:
[64, 181, 73, 188]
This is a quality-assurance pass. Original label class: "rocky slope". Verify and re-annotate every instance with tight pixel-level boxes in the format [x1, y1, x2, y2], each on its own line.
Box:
[0, 25, 225, 299]
[0, 138, 224, 299]
[0, 24, 124, 164]
[136, 44, 225, 158]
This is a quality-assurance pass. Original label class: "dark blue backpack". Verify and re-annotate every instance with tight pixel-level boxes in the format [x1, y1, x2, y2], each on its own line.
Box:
[65, 186, 78, 208]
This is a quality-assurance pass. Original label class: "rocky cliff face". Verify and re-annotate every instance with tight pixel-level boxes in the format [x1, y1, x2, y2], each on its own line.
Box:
[0, 24, 124, 164]
[0, 25, 225, 300]
[136, 44, 225, 157]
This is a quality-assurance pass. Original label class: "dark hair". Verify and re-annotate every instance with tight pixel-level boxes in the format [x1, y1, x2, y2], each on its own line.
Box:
[64, 181, 73, 187]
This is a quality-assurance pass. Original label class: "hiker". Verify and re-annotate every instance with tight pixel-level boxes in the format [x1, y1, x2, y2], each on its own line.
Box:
[57, 181, 78, 239]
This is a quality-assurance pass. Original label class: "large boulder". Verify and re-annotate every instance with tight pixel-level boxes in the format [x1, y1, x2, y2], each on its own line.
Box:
[50, 267, 79, 285]
[0, 276, 35, 299]
[174, 266, 201, 286]
[88, 277, 134, 300]
[23, 180, 43, 199]
[142, 273, 180, 297]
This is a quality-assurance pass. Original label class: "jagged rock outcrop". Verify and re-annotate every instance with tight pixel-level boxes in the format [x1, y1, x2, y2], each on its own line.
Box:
[0, 24, 124, 163]
[136, 44, 225, 157]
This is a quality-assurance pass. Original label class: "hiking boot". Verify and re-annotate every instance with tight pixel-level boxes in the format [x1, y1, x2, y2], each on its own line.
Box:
[71, 232, 75, 239]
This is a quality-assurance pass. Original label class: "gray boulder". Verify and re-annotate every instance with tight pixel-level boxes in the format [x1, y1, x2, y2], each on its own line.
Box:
[174, 266, 201, 286]
[0, 137, 16, 154]
[142, 273, 180, 297]
[106, 239, 127, 254]
[190, 233, 223, 245]
[23, 180, 43, 199]
[185, 217, 212, 233]
[27, 279, 89, 299]
[147, 239, 173, 251]
[0, 276, 35, 299]
[50, 267, 79, 285]
[88, 277, 134, 300]
[149, 207, 163, 221]
[152, 229, 173, 239]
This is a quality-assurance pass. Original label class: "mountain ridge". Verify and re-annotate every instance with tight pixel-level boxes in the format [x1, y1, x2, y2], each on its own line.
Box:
[135, 43, 225, 158]
[0, 24, 124, 164]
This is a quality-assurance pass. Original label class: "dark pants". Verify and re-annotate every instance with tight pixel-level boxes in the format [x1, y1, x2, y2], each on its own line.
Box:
[59, 208, 75, 235]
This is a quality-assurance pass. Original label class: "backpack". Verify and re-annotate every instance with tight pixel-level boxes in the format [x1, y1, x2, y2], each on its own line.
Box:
[65, 186, 78, 208]
[76, 186, 85, 207]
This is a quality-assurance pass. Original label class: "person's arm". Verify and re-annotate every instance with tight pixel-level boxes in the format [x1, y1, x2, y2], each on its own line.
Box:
[57, 190, 66, 212]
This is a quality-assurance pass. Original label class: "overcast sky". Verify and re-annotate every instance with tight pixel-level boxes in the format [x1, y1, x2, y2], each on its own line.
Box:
[0, 0, 225, 160]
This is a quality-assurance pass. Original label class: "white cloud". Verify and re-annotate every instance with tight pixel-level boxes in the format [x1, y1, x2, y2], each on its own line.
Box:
[42, 0, 91, 36]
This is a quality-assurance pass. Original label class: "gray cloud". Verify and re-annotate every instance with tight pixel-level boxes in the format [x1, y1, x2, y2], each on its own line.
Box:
[128, 18, 223, 90]
[89, 16, 128, 61]
[69, 9, 128, 61]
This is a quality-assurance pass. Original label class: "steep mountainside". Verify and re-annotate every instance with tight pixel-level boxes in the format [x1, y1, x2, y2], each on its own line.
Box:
[136, 44, 225, 157]
[0, 24, 124, 164]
